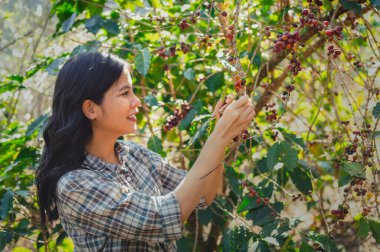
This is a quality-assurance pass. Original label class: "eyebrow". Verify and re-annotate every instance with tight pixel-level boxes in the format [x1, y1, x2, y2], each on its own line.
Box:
[118, 85, 132, 91]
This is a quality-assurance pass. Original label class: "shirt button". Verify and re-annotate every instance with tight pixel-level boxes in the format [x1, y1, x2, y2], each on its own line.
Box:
[126, 177, 132, 182]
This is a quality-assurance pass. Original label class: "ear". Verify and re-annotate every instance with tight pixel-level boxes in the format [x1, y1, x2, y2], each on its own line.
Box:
[82, 99, 98, 120]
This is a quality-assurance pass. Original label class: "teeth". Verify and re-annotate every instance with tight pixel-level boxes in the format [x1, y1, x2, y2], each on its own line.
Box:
[128, 115, 136, 119]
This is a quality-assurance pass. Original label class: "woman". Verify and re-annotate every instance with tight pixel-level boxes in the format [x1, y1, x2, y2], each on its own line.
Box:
[35, 52, 255, 251]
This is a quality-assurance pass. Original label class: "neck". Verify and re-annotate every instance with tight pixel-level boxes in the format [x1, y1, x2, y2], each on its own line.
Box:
[86, 131, 120, 165]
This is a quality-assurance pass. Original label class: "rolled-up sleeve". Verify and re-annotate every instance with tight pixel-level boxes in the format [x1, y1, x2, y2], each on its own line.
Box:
[56, 171, 183, 243]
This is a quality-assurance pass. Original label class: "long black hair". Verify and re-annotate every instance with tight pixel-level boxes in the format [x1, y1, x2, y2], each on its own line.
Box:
[35, 52, 126, 228]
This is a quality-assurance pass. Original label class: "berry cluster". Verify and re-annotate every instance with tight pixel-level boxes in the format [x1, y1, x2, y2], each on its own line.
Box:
[227, 55, 238, 64]
[233, 75, 245, 92]
[292, 193, 305, 202]
[264, 26, 271, 37]
[353, 187, 367, 197]
[327, 45, 341, 58]
[225, 25, 235, 42]
[331, 204, 349, 220]
[362, 207, 372, 217]
[233, 129, 249, 142]
[197, 34, 213, 48]
[155, 43, 191, 59]
[299, 9, 323, 30]
[281, 84, 295, 100]
[341, 124, 374, 164]
[325, 26, 343, 41]
[273, 31, 300, 53]
[242, 181, 270, 205]
[163, 102, 192, 131]
[353, 60, 364, 68]
[287, 52, 302, 76]
[265, 109, 278, 122]
[178, 11, 200, 31]
[306, 0, 323, 6]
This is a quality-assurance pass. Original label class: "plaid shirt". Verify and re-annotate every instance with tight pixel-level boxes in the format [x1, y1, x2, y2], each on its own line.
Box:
[56, 140, 208, 251]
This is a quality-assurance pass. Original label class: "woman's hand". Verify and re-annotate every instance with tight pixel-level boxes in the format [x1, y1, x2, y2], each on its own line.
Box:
[212, 94, 234, 120]
[211, 94, 255, 145]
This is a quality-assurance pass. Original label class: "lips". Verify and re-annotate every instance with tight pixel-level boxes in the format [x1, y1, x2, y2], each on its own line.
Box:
[127, 111, 138, 121]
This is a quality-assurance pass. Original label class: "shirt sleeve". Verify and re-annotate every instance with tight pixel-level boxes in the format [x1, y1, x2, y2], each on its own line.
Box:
[56, 170, 183, 243]
[135, 143, 208, 210]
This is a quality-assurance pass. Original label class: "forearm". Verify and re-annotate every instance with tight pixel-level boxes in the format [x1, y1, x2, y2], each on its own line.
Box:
[204, 163, 224, 205]
[174, 133, 227, 223]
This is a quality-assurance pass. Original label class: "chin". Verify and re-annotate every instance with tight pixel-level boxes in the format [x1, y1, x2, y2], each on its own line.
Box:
[124, 127, 138, 135]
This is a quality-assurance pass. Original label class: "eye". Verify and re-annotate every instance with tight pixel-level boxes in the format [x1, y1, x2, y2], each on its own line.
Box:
[122, 91, 129, 96]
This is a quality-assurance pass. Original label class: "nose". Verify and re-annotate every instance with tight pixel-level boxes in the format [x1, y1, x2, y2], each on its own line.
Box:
[131, 95, 142, 108]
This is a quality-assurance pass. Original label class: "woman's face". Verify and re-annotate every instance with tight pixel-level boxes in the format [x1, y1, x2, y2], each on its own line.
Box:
[89, 69, 142, 136]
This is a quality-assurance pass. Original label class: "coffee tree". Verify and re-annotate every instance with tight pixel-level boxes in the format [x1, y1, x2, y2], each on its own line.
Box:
[1, 0, 380, 251]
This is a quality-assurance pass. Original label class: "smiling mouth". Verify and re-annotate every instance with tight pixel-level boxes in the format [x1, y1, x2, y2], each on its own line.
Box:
[127, 115, 137, 121]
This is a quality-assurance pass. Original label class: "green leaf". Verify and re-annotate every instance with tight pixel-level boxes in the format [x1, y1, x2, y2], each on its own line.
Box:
[0, 190, 14, 220]
[85, 15, 103, 34]
[279, 129, 305, 150]
[368, 219, 380, 244]
[307, 232, 338, 252]
[222, 226, 255, 251]
[0, 83, 25, 94]
[103, 20, 120, 35]
[25, 114, 49, 137]
[198, 208, 212, 225]
[135, 48, 151, 76]
[0, 231, 13, 251]
[147, 136, 165, 157]
[46, 57, 66, 75]
[144, 94, 159, 106]
[342, 162, 365, 178]
[249, 240, 270, 252]
[300, 241, 314, 252]
[266, 142, 281, 171]
[256, 158, 270, 174]
[7, 75, 23, 83]
[338, 170, 352, 187]
[225, 165, 243, 197]
[188, 119, 210, 146]
[372, 102, 380, 118]
[184, 68, 195, 80]
[176, 237, 192, 252]
[339, 0, 362, 14]
[205, 72, 224, 92]
[56, 231, 67, 245]
[246, 202, 283, 226]
[290, 166, 312, 195]
[371, 0, 380, 10]
[281, 142, 298, 171]
[62, 12, 77, 32]
[357, 218, 370, 239]
[179, 108, 197, 130]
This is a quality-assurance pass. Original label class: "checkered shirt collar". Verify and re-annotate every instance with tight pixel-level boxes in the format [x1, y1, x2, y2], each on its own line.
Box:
[83, 140, 130, 172]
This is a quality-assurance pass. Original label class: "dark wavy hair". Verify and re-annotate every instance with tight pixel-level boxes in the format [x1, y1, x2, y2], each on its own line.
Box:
[35, 52, 127, 228]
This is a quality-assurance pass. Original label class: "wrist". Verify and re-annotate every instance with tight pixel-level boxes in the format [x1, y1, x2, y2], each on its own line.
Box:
[208, 132, 228, 149]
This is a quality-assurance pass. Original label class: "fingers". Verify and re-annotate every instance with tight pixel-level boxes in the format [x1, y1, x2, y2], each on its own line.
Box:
[247, 106, 256, 121]
[225, 94, 234, 104]
[213, 94, 235, 117]
[212, 99, 225, 117]
[241, 103, 255, 120]
[229, 94, 250, 109]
